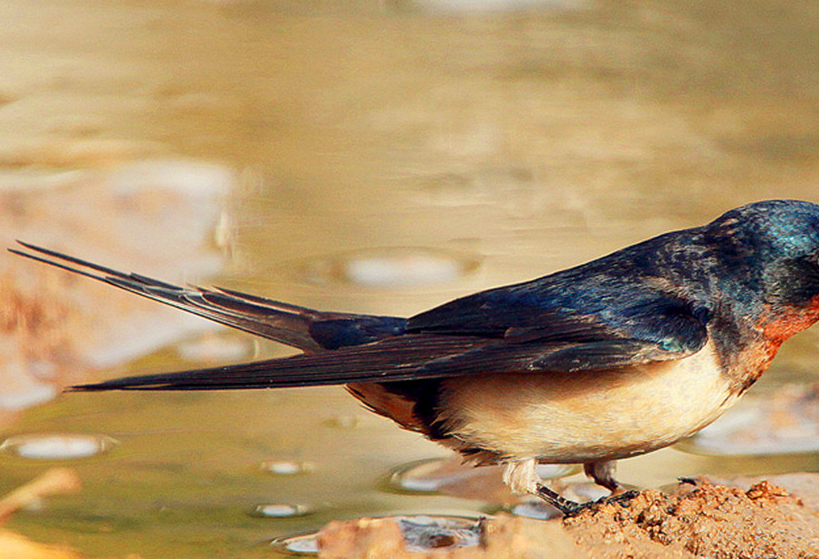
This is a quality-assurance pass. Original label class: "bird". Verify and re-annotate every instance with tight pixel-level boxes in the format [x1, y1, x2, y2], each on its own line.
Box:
[11, 199, 819, 516]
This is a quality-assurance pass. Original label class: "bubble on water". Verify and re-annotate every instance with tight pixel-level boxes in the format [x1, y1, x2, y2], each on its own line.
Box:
[1, 434, 118, 460]
[297, 247, 479, 289]
[262, 460, 315, 476]
[388, 457, 485, 494]
[389, 458, 456, 493]
[389, 457, 576, 495]
[249, 503, 313, 518]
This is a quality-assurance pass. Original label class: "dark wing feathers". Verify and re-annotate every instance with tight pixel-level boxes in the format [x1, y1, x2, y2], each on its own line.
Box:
[414, 334, 700, 381]
[408, 282, 708, 355]
[69, 334, 491, 391]
[68, 327, 702, 392]
[11, 242, 710, 392]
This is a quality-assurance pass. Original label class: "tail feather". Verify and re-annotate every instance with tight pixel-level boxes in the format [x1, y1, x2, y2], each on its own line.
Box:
[9, 242, 401, 352]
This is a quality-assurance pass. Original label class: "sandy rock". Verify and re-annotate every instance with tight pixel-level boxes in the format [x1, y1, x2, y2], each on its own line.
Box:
[318, 515, 588, 559]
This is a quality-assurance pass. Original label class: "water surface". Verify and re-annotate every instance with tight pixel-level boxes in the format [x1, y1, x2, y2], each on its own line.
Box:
[2, 0, 819, 557]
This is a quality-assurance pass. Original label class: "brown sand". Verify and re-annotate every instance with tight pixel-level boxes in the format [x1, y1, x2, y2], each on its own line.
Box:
[318, 476, 819, 558]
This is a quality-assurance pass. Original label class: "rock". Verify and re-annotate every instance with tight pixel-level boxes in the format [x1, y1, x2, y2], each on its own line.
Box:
[317, 515, 588, 559]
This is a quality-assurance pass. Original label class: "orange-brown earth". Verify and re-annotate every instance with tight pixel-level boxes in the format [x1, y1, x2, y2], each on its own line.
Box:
[318, 476, 819, 559]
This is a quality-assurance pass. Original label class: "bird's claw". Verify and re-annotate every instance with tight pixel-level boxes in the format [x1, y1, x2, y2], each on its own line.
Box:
[561, 489, 641, 517]
[677, 477, 700, 486]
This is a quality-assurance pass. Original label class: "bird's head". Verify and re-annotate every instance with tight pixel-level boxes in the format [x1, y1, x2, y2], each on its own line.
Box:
[706, 199, 819, 342]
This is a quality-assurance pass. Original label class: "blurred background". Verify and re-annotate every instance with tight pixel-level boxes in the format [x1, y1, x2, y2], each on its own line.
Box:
[1, 0, 819, 557]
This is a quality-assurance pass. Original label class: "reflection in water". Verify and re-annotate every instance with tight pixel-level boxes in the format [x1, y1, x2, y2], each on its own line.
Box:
[510, 499, 562, 520]
[270, 515, 481, 558]
[269, 532, 321, 556]
[681, 383, 819, 456]
[398, 515, 482, 552]
[297, 247, 480, 288]
[388, 456, 575, 496]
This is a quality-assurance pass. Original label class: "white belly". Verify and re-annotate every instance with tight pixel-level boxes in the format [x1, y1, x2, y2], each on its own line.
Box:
[438, 340, 739, 463]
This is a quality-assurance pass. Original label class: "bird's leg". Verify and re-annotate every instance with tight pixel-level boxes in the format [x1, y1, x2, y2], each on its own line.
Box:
[503, 459, 584, 516]
[504, 459, 640, 517]
[584, 460, 640, 506]
[584, 461, 620, 492]
[535, 483, 586, 516]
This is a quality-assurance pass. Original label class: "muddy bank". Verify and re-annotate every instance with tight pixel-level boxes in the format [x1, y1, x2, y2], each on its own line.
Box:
[317, 474, 819, 558]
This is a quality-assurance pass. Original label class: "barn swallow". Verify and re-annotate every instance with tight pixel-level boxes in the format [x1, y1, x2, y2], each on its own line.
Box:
[11, 199, 819, 516]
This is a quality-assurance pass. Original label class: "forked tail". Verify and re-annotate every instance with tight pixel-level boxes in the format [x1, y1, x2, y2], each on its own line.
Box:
[11, 242, 416, 390]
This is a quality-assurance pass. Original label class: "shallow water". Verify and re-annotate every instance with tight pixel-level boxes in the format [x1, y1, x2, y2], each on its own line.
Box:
[3, 0, 819, 557]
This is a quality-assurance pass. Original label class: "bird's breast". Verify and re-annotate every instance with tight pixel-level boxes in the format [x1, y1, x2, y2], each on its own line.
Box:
[435, 340, 740, 463]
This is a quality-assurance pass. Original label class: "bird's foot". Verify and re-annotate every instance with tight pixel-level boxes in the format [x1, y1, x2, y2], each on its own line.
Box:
[562, 489, 641, 517]
[536, 485, 640, 517]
